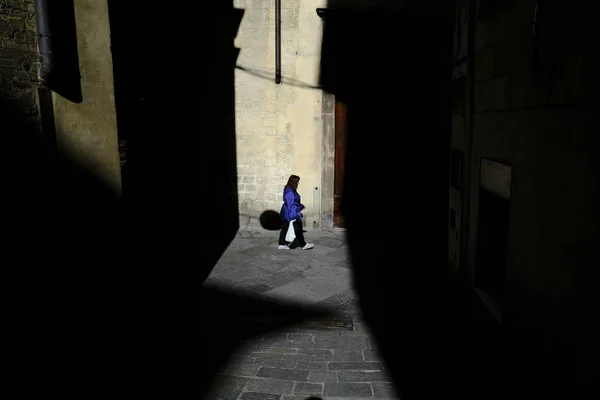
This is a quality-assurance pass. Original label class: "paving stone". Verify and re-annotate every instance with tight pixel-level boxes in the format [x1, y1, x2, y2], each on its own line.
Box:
[234, 277, 268, 290]
[246, 283, 275, 293]
[290, 262, 314, 272]
[314, 337, 367, 351]
[364, 349, 384, 361]
[328, 361, 384, 371]
[296, 328, 342, 337]
[288, 333, 313, 341]
[246, 259, 286, 274]
[254, 358, 297, 369]
[210, 389, 241, 400]
[311, 245, 336, 255]
[211, 262, 270, 283]
[263, 251, 288, 260]
[256, 367, 309, 381]
[259, 336, 293, 348]
[256, 360, 296, 369]
[212, 376, 250, 392]
[290, 338, 315, 348]
[241, 246, 270, 257]
[296, 348, 333, 356]
[225, 364, 260, 377]
[338, 371, 391, 382]
[321, 290, 355, 306]
[310, 252, 341, 264]
[335, 301, 362, 315]
[308, 371, 338, 383]
[255, 347, 297, 354]
[239, 392, 281, 400]
[372, 382, 398, 398]
[294, 361, 328, 371]
[204, 275, 238, 287]
[266, 278, 350, 305]
[316, 351, 363, 362]
[324, 382, 373, 398]
[339, 329, 368, 337]
[323, 245, 349, 258]
[261, 270, 308, 287]
[309, 259, 335, 269]
[334, 260, 351, 269]
[293, 382, 324, 396]
[245, 378, 294, 395]
[283, 353, 315, 362]
[251, 352, 284, 361]
[315, 237, 345, 248]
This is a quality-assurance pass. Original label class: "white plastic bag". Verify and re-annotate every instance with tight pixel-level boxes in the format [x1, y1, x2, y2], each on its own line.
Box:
[285, 220, 296, 242]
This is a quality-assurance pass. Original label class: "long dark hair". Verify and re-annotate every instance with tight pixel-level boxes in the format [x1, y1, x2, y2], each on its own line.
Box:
[284, 175, 300, 191]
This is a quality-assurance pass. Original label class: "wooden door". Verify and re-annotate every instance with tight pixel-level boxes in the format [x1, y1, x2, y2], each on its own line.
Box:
[334, 100, 347, 227]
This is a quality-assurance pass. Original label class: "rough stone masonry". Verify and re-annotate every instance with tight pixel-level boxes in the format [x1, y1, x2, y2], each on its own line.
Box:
[0, 0, 40, 129]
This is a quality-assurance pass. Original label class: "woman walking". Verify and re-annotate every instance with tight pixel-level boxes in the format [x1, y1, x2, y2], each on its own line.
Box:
[278, 175, 314, 250]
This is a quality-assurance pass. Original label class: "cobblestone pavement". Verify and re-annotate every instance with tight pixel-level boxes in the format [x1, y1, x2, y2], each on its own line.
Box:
[204, 230, 400, 400]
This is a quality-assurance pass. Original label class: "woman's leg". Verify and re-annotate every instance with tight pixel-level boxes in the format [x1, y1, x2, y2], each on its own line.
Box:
[293, 220, 307, 247]
[279, 220, 289, 245]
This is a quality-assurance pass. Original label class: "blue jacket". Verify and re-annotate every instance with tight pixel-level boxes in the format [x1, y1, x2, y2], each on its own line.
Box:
[280, 186, 305, 222]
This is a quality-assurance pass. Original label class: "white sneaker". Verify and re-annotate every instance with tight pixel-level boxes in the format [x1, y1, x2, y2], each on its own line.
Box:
[278, 245, 290, 250]
[302, 243, 314, 250]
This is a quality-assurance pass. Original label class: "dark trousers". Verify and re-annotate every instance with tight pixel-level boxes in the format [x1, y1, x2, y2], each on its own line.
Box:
[279, 219, 306, 247]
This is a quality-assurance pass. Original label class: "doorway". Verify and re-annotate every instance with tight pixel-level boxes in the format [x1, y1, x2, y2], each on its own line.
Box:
[474, 159, 512, 322]
[334, 100, 347, 228]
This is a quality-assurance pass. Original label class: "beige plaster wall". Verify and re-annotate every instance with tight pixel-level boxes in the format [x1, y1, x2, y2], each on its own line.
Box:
[234, 0, 327, 229]
[52, 0, 121, 195]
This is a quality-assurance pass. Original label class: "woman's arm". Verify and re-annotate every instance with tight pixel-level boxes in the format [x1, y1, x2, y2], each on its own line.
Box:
[284, 190, 301, 220]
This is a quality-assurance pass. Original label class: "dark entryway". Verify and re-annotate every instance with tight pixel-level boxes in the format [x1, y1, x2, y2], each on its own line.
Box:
[475, 185, 510, 320]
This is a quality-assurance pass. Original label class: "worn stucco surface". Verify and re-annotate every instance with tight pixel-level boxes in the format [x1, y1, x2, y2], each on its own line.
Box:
[234, 0, 328, 229]
[52, 0, 121, 195]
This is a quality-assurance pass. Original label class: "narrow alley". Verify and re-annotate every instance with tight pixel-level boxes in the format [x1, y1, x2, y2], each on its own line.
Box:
[204, 229, 399, 400]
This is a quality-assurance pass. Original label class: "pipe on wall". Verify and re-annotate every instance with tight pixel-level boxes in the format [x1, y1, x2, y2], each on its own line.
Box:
[34, 0, 54, 84]
[275, 0, 282, 84]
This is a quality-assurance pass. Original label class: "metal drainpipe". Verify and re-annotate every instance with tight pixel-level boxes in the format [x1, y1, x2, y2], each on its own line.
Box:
[34, 0, 54, 84]
[275, 0, 282, 84]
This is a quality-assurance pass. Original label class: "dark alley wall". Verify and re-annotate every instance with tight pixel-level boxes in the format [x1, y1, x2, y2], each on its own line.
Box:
[460, 0, 599, 383]
[1, 0, 39, 141]
[107, 1, 240, 282]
